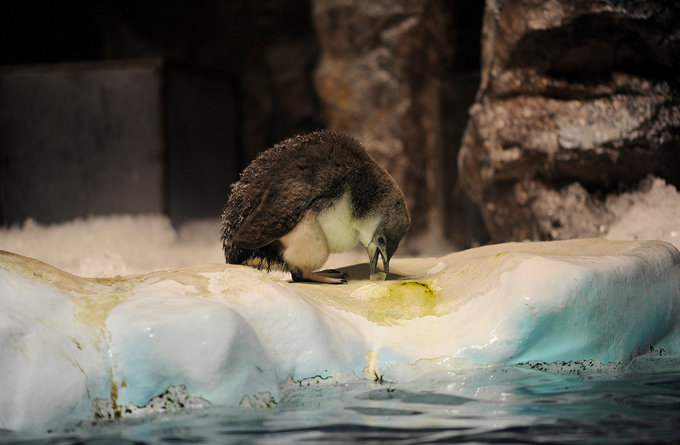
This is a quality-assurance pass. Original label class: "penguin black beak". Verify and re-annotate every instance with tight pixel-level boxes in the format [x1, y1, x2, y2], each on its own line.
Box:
[367, 242, 389, 277]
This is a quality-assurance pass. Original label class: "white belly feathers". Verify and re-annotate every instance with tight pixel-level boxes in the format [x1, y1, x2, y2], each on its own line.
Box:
[279, 192, 381, 271]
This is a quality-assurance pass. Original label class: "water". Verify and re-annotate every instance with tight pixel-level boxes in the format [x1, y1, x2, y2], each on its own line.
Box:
[3, 357, 680, 445]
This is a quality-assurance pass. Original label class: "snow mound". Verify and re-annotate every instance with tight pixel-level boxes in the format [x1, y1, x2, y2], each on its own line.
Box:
[606, 177, 680, 247]
[1, 238, 679, 432]
[0, 214, 224, 277]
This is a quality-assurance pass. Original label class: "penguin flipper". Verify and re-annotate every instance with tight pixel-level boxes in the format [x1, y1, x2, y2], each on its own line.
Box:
[233, 188, 311, 249]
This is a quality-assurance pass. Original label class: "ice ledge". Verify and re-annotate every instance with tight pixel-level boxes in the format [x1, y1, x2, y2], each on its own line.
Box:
[1, 239, 679, 431]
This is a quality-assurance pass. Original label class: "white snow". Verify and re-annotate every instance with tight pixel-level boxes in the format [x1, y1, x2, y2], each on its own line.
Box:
[605, 177, 680, 247]
[0, 215, 223, 277]
[0, 176, 679, 432]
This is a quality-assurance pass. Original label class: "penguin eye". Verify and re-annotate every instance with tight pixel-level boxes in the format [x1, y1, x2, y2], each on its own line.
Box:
[378, 236, 386, 244]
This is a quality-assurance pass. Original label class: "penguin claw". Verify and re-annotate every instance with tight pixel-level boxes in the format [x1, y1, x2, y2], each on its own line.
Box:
[291, 268, 348, 284]
[322, 269, 348, 278]
[316, 269, 349, 284]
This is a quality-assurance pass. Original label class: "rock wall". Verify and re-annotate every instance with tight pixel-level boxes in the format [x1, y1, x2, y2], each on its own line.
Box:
[459, 0, 680, 242]
[312, 0, 451, 239]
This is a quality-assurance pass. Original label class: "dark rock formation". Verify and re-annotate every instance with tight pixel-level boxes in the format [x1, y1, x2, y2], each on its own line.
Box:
[459, 0, 680, 242]
[93, 0, 324, 162]
[312, 0, 451, 239]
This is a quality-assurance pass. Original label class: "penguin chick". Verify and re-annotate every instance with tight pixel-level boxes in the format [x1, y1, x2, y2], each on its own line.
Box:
[220, 130, 410, 284]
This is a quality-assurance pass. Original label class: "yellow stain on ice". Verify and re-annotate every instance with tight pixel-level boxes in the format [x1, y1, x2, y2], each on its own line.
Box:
[363, 350, 379, 380]
[74, 279, 133, 341]
[0, 250, 231, 344]
[1, 251, 126, 342]
[71, 264, 223, 342]
[362, 281, 439, 326]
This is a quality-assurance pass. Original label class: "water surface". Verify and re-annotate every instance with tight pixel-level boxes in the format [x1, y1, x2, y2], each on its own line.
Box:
[4, 355, 680, 444]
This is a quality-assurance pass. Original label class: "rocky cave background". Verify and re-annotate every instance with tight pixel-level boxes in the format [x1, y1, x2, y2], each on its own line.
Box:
[2, 0, 678, 252]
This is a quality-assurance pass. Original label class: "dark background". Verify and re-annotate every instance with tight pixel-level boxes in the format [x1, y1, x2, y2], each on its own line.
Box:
[2, 1, 676, 249]
[0, 1, 483, 237]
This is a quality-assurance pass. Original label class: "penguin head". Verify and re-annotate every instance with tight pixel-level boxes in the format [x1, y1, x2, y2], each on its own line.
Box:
[366, 197, 410, 277]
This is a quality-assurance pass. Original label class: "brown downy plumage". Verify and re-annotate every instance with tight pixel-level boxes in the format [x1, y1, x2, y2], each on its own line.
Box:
[220, 130, 409, 284]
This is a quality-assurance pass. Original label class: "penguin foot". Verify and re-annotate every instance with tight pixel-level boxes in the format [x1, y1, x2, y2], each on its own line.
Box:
[291, 268, 348, 284]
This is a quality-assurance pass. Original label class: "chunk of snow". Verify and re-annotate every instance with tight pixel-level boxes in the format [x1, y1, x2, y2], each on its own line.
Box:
[1, 239, 679, 432]
[0, 215, 223, 277]
[606, 177, 680, 248]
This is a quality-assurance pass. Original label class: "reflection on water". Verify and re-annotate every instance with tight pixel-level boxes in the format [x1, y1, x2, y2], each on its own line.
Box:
[3, 359, 680, 444]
